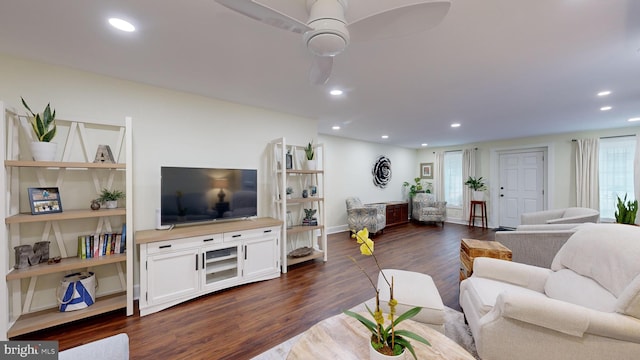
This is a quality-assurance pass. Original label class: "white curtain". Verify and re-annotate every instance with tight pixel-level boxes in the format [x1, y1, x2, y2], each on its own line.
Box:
[575, 138, 599, 209]
[635, 135, 640, 223]
[434, 151, 445, 201]
[462, 148, 477, 222]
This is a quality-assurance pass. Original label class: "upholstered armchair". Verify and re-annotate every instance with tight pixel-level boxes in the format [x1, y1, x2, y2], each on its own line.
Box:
[411, 193, 447, 226]
[460, 223, 640, 360]
[345, 197, 386, 235]
[520, 207, 600, 225]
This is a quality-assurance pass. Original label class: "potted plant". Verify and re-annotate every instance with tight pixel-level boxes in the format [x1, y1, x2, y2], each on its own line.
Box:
[402, 177, 431, 198]
[21, 97, 58, 161]
[615, 194, 638, 225]
[97, 188, 125, 209]
[286, 186, 294, 199]
[302, 208, 317, 226]
[344, 228, 431, 359]
[464, 176, 486, 201]
[304, 141, 316, 170]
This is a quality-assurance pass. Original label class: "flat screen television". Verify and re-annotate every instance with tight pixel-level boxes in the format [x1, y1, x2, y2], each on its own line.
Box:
[160, 167, 258, 226]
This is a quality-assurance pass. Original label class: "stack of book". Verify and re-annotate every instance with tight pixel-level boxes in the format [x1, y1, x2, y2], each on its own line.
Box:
[77, 225, 127, 259]
[302, 218, 318, 226]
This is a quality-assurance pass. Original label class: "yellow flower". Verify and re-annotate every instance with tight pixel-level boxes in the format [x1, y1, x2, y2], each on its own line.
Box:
[374, 309, 384, 325]
[354, 228, 369, 243]
[360, 238, 374, 255]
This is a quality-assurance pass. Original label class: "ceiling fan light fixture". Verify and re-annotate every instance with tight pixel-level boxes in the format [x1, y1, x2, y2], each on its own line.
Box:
[305, 19, 349, 56]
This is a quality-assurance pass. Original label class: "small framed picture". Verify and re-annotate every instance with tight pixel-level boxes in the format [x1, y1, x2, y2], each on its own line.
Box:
[28, 187, 63, 215]
[421, 163, 434, 179]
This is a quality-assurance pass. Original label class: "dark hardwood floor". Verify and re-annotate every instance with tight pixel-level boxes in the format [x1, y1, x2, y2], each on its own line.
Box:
[14, 222, 494, 359]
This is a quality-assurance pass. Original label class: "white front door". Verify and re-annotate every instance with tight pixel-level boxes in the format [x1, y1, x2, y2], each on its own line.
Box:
[498, 150, 545, 228]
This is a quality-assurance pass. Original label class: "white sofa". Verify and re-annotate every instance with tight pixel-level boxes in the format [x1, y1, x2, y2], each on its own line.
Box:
[520, 207, 599, 226]
[59, 333, 129, 360]
[460, 223, 640, 360]
[494, 227, 579, 268]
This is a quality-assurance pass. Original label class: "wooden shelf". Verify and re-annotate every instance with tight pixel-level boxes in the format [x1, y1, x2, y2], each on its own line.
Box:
[5, 160, 125, 169]
[5, 208, 126, 224]
[286, 197, 324, 204]
[287, 249, 325, 266]
[6, 254, 126, 281]
[286, 225, 324, 235]
[286, 169, 323, 175]
[7, 292, 127, 338]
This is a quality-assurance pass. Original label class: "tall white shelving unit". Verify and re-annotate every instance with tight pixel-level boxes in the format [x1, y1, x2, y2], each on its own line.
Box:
[270, 138, 327, 273]
[1, 101, 133, 339]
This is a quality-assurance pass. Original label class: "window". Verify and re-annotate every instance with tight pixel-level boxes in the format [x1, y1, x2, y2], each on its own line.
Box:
[599, 137, 636, 220]
[444, 151, 463, 207]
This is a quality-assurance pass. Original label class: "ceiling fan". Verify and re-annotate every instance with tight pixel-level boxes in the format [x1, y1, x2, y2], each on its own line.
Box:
[216, 0, 451, 85]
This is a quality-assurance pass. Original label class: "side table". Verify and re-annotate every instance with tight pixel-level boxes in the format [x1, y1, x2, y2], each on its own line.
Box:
[468, 200, 487, 228]
[460, 238, 512, 281]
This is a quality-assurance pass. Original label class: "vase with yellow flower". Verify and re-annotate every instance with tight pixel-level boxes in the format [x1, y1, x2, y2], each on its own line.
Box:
[343, 228, 431, 360]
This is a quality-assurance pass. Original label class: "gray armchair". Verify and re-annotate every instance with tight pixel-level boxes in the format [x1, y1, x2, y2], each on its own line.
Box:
[345, 197, 386, 235]
[412, 193, 447, 226]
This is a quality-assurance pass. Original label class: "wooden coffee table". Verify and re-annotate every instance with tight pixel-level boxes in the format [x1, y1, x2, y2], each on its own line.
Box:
[287, 312, 475, 360]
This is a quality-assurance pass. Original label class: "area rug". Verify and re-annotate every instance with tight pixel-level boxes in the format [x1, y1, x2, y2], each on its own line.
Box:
[251, 301, 479, 359]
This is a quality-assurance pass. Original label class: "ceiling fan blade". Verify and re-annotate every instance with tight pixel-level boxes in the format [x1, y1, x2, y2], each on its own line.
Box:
[309, 56, 333, 85]
[216, 0, 312, 34]
[348, 1, 451, 42]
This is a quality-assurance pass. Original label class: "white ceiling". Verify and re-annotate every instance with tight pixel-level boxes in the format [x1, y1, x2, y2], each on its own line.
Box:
[1, 0, 639, 148]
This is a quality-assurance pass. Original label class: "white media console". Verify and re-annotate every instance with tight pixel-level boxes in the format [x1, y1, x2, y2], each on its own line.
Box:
[136, 217, 282, 316]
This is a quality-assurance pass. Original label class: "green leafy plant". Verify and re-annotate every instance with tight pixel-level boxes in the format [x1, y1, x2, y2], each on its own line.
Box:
[97, 188, 125, 203]
[303, 208, 317, 220]
[464, 176, 486, 191]
[21, 97, 57, 142]
[344, 228, 431, 359]
[615, 194, 638, 224]
[403, 177, 430, 197]
[286, 186, 294, 195]
[304, 141, 315, 160]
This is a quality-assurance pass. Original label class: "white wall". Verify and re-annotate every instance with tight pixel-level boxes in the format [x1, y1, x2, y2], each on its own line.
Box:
[320, 135, 418, 233]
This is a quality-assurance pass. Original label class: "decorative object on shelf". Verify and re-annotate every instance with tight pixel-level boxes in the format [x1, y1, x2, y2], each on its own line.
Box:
[302, 208, 317, 226]
[420, 163, 434, 180]
[57, 271, 97, 312]
[304, 140, 316, 170]
[33, 241, 50, 264]
[286, 148, 293, 169]
[302, 189, 309, 198]
[93, 145, 115, 163]
[97, 188, 125, 209]
[286, 211, 294, 229]
[464, 176, 486, 201]
[615, 194, 638, 224]
[14, 245, 33, 269]
[310, 185, 317, 197]
[344, 228, 431, 360]
[372, 155, 392, 189]
[90, 199, 101, 210]
[47, 256, 62, 265]
[21, 97, 58, 161]
[28, 187, 63, 215]
[286, 186, 294, 199]
[289, 246, 313, 258]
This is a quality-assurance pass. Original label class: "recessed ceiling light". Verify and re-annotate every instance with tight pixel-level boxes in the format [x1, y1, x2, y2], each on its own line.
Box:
[381, 135, 389, 139]
[421, 143, 428, 147]
[629, 117, 640, 122]
[332, 125, 340, 130]
[600, 106, 612, 111]
[329, 89, 343, 96]
[451, 123, 461, 128]
[597, 90, 611, 97]
[109, 18, 135, 32]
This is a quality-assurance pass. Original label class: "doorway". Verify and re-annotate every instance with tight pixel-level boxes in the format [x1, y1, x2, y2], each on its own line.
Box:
[492, 147, 549, 229]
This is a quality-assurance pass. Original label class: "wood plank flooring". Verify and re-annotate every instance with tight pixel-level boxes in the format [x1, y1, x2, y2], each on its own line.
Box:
[14, 222, 495, 359]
